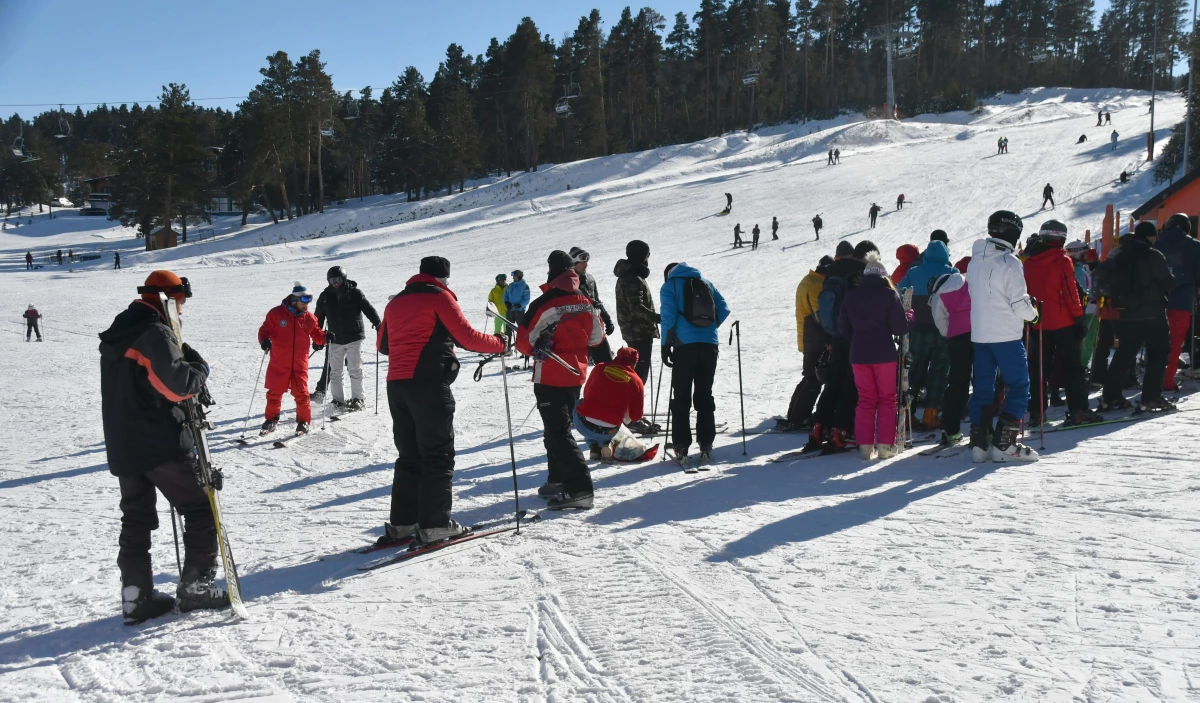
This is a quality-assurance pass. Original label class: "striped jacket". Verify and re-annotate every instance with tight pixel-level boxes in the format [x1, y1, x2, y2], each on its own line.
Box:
[516, 270, 605, 387]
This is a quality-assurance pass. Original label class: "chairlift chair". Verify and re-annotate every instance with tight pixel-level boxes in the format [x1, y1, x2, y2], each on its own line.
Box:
[54, 106, 71, 139]
[341, 90, 360, 121]
[742, 68, 760, 86]
[555, 97, 574, 117]
[320, 122, 335, 138]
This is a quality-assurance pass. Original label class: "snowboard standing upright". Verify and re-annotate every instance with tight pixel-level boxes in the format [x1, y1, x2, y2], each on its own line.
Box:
[159, 293, 249, 619]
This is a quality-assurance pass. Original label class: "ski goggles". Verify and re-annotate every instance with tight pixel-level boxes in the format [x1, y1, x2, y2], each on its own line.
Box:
[570, 250, 590, 263]
[137, 277, 193, 299]
[328, 276, 345, 286]
[291, 293, 313, 304]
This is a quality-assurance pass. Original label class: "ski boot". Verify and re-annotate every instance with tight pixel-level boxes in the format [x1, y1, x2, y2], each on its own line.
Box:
[1095, 395, 1132, 412]
[626, 419, 652, 434]
[988, 413, 1039, 462]
[1136, 397, 1177, 414]
[310, 391, 326, 406]
[418, 519, 470, 544]
[697, 446, 712, 470]
[348, 398, 366, 412]
[826, 427, 850, 452]
[939, 429, 964, 446]
[546, 491, 594, 510]
[122, 569, 175, 626]
[260, 417, 279, 435]
[295, 421, 310, 435]
[969, 423, 992, 462]
[600, 442, 615, 464]
[859, 444, 876, 460]
[1064, 409, 1104, 426]
[537, 481, 564, 500]
[673, 445, 692, 471]
[589, 444, 602, 461]
[876, 443, 899, 459]
[802, 423, 825, 453]
[373, 522, 417, 548]
[331, 399, 348, 412]
[177, 566, 230, 614]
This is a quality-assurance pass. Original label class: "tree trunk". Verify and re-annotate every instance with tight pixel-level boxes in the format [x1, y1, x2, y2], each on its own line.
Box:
[597, 34, 609, 156]
[264, 184, 279, 224]
[316, 126, 325, 213]
[304, 131, 312, 214]
[280, 180, 293, 220]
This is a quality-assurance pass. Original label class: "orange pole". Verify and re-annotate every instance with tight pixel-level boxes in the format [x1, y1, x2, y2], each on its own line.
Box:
[1084, 228, 1091, 244]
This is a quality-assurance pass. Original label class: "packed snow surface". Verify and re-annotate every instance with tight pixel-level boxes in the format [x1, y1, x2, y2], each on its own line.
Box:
[2, 88, 1199, 702]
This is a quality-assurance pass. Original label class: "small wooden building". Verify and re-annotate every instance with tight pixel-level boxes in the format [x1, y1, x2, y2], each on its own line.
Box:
[148, 226, 178, 250]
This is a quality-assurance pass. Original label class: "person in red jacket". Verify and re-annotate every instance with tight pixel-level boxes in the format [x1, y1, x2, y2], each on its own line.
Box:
[257, 282, 326, 436]
[573, 347, 645, 463]
[517, 250, 605, 510]
[892, 244, 920, 285]
[375, 256, 505, 545]
[1022, 221, 1102, 425]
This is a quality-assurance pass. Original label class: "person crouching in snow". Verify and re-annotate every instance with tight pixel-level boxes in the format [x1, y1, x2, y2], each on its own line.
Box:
[573, 347, 646, 463]
[837, 256, 912, 459]
[257, 282, 327, 436]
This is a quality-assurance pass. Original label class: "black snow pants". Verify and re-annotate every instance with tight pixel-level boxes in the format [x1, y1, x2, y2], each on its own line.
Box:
[118, 460, 216, 585]
[535, 384, 594, 495]
[669, 343, 719, 451]
[1104, 318, 1170, 405]
[787, 318, 827, 426]
[625, 337, 653, 384]
[388, 379, 457, 528]
[812, 337, 857, 432]
[940, 333, 974, 436]
[25, 319, 40, 340]
[1028, 326, 1090, 417]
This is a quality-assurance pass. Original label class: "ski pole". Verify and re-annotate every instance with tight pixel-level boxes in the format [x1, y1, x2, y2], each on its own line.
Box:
[169, 507, 182, 579]
[238, 351, 269, 442]
[498, 344, 523, 534]
[651, 353, 665, 423]
[728, 321, 746, 455]
[320, 345, 330, 431]
[1038, 305, 1045, 450]
[662, 379, 673, 461]
[375, 344, 380, 415]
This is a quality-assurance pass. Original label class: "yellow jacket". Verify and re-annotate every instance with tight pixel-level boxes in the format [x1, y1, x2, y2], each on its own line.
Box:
[488, 285, 507, 316]
[795, 269, 824, 352]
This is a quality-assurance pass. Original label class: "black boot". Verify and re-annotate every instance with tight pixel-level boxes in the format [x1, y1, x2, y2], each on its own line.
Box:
[969, 423, 992, 462]
[122, 568, 175, 626]
[177, 566, 230, 614]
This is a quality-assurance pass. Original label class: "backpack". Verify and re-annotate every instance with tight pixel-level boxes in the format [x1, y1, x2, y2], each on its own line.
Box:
[817, 275, 848, 337]
[681, 277, 716, 327]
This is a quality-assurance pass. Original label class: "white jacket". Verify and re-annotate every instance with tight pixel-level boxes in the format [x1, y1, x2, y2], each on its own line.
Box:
[966, 238, 1038, 343]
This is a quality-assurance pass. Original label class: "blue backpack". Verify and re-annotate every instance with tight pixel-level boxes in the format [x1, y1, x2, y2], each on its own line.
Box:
[816, 275, 847, 337]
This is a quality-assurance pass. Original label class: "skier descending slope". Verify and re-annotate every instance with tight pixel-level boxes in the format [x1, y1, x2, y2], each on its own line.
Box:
[257, 283, 327, 436]
[375, 256, 505, 546]
[660, 261, 730, 468]
[315, 266, 381, 412]
[99, 270, 229, 624]
[517, 251, 606, 510]
[966, 212, 1040, 462]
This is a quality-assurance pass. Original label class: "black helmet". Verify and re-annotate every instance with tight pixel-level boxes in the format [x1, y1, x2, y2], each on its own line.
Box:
[988, 210, 1023, 245]
[1165, 213, 1192, 235]
[327, 265, 346, 282]
[1038, 219, 1068, 239]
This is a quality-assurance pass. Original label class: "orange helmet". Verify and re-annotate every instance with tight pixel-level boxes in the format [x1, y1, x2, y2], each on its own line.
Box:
[138, 270, 192, 302]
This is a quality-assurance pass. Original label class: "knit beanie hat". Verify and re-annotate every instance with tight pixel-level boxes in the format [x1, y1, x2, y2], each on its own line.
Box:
[568, 246, 590, 263]
[420, 256, 451, 278]
[548, 250, 574, 278]
[626, 239, 650, 261]
[853, 240, 880, 260]
[835, 241, 854, 258]
[863, 255, 889, 278]
[614, 346, 639, 368]
[929, 229, 949, 244]
[1134, 221, 1159, 241]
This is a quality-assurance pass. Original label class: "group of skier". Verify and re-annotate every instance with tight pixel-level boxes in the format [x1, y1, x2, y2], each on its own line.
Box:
[782, 209, 1198, 464]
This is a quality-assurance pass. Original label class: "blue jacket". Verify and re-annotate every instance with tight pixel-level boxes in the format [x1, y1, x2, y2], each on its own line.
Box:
[503, 279, 530, 311]
[899, 240, 955, 330]
[1153, 225, 1200, 311]
[659, 263, 730, 346]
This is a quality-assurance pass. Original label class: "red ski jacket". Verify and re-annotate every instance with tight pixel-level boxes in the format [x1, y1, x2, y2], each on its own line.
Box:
[576, 349, 644, 426]
[258, 298, 326, 392]
[377, 274, 504, 383]
[1023, 244, 1083, 331]
[516, 270, 605, 387]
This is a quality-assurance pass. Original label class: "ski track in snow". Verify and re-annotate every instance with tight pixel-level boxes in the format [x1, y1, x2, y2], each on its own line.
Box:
[3, 87, 1200, 701]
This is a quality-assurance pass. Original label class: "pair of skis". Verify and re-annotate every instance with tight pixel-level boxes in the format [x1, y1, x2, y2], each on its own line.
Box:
[356, 512, 541, 572]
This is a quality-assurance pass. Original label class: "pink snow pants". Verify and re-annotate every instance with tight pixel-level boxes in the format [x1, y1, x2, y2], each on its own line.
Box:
[852, 362, 898, 447]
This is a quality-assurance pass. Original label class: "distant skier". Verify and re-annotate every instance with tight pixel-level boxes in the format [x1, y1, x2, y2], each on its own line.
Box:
[98, 270, 228, 624]
[488, 273, 508, 336]
[834, 148, 841, 164]
[1003, 137, 1009, 153]
[1096, 109, 1103, 127]
[315, 266, 381, 413]
[68, 249, 74, 263]
[24, 251, 32, 269]
[733, 223, 745, 248]
[375, 256, 506, 545]
[812, 214, 823, 240]
[56, 249, 63, 265]
[723, 192, 732, 214]
[1041, 183, 1055, 209]
[771, 216, 779, 240]
[23, 304, 42, 341]
[504, 269, 530, 363]
[997, 137, 1004, 155]
[869, 203, 882, 228]
[896, 194, 905, 210]
[1105, 111, 1112, 125]
[1077, 134, 1087, 144]
[1120, 170, 1129, 184]
[114, 251, 121, 269]
[827, 149, 834, 165]
[751, 224, 761, 250]
[257, 282, 327, 436]
[1110, 130, 1119, 151]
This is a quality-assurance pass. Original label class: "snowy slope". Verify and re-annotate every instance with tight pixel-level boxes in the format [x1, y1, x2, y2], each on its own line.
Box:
[2, 88, 1199, 702]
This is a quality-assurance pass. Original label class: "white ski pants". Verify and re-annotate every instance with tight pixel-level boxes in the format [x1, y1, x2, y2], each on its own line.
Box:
[328, 340, 364, 402]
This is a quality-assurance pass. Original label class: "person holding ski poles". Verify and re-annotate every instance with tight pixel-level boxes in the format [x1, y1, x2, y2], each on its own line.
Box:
[257, 282, 327, 436]
[98, 270, 228, 625]
[517, 250, 606, 510]
[314, 265, 381, 413]
[660, 261, 730, 469]
[488, 273, 508, 335]
[374, 256, 506, 547]
[812, 214, 823, 240]
[23, 304, 42, 341]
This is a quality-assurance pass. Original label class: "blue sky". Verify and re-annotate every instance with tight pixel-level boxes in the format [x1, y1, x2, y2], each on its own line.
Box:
[0, 0, 1141, 117]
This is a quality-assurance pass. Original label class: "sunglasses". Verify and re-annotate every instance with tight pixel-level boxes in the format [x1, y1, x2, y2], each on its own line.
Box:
[137, 277, 193, 299]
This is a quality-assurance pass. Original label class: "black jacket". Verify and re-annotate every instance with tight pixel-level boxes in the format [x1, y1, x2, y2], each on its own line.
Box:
[1101, 234, 1175, 321]
[578, 271, 615, 333]
[99, 300, 208, 476]
[315, 279, 381, 344]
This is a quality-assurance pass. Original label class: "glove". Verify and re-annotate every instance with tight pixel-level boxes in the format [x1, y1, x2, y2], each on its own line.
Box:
[325, 331, 336, 344]
[651, 312, 662, 324]
[372, 323, 380, 330]
[662, 345, 674, 368]
[181, 343, 207, 369]
[605, 320, 615, 336]
[1073, 317, 1087, 341]
[532, 335, 554, 361]
[312, 341, 325, 352]
[260, 338, 272, 352]
[494, 332, 510, 351]
[198, 384, 216, 407]
[905, 309, 915, 322]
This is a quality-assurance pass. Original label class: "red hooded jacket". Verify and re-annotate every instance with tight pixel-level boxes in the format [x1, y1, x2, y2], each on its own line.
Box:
[516, 270, 605, 387]
[576, 347, 645, 426]
[377, 274, 504, 382]
[1023, 243, 1084, 331]
[892, 244, 920, 285]
[258, 298, 326, 392]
